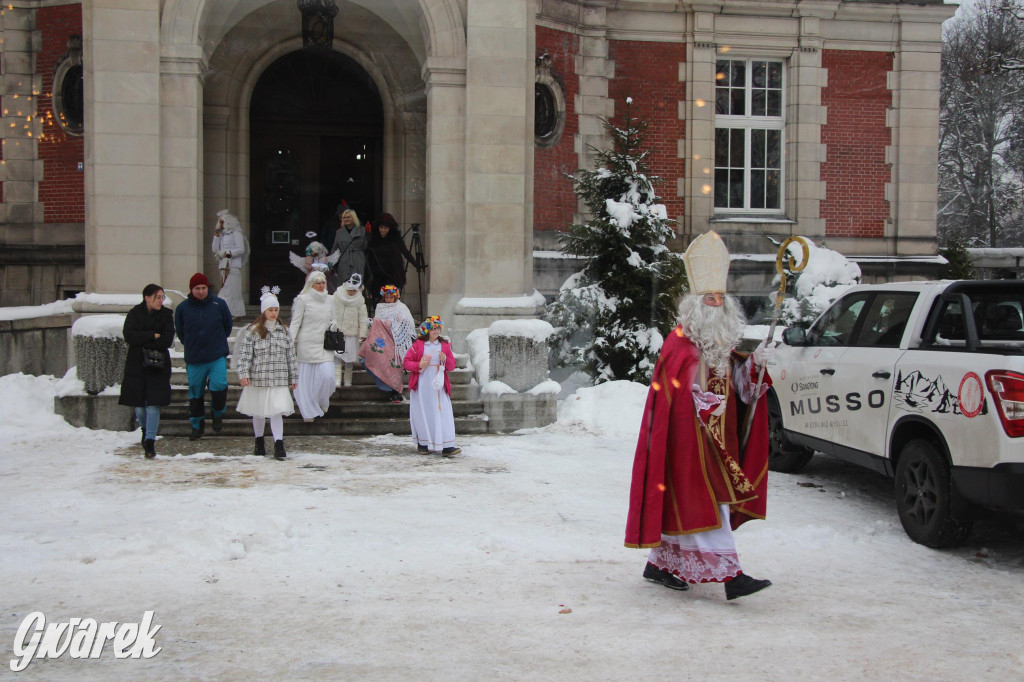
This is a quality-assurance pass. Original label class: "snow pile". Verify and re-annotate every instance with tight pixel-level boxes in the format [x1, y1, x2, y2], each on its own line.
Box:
[481, 380, 516, 395]
[0, 374, 80, 440]
[465, 327, 490, 384]
[71, 314, 126, 339]
[556, 380, 647, 438]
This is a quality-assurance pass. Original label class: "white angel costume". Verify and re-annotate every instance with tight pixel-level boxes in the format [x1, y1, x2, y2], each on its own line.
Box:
[290, 240, 341, 294]
[211, 210, 249, 317]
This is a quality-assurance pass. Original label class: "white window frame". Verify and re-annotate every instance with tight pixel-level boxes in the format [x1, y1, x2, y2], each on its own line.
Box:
[714, 57, 786, 215]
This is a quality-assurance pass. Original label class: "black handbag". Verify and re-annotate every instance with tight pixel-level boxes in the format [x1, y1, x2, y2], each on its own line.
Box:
[142, 348, 166, 370]
[323, 327, 345, 351]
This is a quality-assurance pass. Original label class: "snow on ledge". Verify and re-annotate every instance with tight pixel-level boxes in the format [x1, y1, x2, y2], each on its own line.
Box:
[71, 314, 126, 339]
[527, 380, 561, 395]
[456, 290, 546, 310]
[488, 319, 554, 342]
[0, 300, 75, 321]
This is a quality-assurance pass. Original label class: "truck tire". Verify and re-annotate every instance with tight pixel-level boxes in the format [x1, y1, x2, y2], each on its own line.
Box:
[895, 439, 973, 548]
[767, 390, 814, 473]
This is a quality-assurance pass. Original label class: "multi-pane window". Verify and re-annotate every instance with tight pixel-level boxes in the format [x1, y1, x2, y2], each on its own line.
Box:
[714, 59, 784, 212]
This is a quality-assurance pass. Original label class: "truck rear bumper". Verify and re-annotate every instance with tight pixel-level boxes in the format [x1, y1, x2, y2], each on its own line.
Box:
[953, 463, 1024, 511]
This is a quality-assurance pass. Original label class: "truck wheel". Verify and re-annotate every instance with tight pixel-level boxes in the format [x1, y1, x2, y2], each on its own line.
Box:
[895, 439, 972, 548]
[767, 390, 813, 473]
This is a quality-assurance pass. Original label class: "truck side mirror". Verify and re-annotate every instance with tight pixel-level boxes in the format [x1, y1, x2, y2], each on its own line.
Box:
[782, 326, 808, 346]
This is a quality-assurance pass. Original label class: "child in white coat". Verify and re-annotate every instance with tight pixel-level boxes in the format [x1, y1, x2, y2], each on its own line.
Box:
[332, 273, 369, 386]
[236, 287, 298, 460]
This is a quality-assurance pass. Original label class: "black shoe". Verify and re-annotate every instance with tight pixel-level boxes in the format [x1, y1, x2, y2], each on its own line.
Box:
[642, 562, 689, 591]
[389, 391, 403, 404]
[417, 445, 429, 453]
[212, 416, 223, 433]
[441, 447, 461, 456]
[273, 439, 286, 460]
[143, 439, 156, 459]
[189, 422, 205, 440]
[725, 573, 772, 600]
[141, 430, 146, 446]
[254, 436, 266, 457]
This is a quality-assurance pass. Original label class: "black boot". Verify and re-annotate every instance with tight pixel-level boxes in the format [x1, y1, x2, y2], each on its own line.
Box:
[273, 439, 286, 460]
[254, 436, 266, 457]
[189, 421, 205, 440]
[725, 573, 772, 600]
[143, 439, 156, 459]
[212, 415, 224, 433]
[642, 562, 689, 591]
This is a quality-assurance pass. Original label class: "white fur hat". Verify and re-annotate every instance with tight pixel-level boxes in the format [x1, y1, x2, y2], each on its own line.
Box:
[260, 285, 281, 313]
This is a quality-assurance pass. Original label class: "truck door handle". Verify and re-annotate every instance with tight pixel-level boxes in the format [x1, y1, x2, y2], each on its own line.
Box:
[820, 368, 836, 375]
[872, 371, 891, 379]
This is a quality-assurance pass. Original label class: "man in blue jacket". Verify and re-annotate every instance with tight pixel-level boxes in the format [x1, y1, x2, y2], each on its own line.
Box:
[174, 273, 233, 439]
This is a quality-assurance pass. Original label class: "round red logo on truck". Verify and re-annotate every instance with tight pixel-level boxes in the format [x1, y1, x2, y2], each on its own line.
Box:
[958, 372, 984, 418]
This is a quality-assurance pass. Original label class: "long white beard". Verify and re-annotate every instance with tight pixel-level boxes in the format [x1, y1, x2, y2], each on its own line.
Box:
[677, 294, 746, 376]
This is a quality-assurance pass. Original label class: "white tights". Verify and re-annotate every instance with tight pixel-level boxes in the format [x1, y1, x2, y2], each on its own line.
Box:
[252, 415, 284, 441]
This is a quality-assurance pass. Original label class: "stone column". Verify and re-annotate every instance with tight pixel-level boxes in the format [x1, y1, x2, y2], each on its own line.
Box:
[682, 11, 717, 242]
[160, 45, 207, 292]
[887, 17, 944, 256]
[422, 55, 467, 320]
[575, 6, 612, 175]
[790, 17, 827, 242]
[0, 5, 42, 228]
[83, 0, 162, 292]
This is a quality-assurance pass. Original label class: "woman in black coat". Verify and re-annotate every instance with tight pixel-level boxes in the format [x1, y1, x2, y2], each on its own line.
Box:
[364, 212, 418, 305]
[119, 283, 175, 458]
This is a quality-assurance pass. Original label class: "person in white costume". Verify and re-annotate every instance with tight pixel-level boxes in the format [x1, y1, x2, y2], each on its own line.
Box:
[289, 271, 336, 421]
[236, 286, 297, 460]
[211, 209, 249, 318]
[402, 315, 460, 456]
[332, 273, 369, 388]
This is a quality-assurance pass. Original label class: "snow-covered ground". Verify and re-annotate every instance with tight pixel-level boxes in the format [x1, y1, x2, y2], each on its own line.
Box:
[1, 373, 1022, 680]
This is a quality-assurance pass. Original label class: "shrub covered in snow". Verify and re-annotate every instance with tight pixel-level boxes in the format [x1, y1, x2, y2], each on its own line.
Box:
[774, 238, 860, 327]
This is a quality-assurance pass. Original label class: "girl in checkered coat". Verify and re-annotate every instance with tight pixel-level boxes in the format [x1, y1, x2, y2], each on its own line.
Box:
[236, 287, 298, 460]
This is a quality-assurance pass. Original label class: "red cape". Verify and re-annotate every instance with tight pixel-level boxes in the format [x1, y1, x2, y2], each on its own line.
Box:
[624, 327, 770, 549]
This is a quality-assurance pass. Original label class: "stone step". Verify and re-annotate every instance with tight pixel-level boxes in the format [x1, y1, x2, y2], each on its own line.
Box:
[158, 399, 486, 420]
[168, 359, 473, 384]
[168, 383, 481, 402]
[158, 414, 490, 437]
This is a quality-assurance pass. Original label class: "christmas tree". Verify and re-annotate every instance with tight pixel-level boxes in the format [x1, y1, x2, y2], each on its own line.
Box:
[545, 98, 686, 383]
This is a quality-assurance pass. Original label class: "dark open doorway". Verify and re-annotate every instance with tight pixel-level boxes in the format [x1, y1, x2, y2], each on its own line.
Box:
[249, 49, 383, 304]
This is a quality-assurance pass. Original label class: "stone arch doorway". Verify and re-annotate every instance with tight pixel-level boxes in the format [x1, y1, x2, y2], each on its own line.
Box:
[248, 49, 383, 303]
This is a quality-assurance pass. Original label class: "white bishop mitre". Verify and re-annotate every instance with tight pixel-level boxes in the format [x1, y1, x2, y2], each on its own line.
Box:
[683, 230, 730, 294]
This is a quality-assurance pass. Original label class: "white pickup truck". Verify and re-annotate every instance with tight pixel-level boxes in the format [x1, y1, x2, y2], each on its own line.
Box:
[766, 280, 1024, 547]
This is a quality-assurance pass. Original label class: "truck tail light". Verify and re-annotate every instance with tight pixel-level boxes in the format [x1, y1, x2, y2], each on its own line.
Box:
[985, 370, 1024, 438]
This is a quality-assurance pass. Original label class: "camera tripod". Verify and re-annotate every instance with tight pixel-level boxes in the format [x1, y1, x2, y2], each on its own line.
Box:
[403, 223, 428, 317]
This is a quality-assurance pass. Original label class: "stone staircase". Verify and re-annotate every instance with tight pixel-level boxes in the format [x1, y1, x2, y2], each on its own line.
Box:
[162, 316, 487, 437]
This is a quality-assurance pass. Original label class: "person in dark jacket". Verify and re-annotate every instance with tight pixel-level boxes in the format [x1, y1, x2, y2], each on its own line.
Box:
[328, 206, 367, 282]
[365, 212, 418, 305]
[119, 283, 175, 458]
[173, 272, 233, 440]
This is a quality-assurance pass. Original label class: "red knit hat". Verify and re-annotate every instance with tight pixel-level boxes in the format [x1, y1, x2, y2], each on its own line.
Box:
[189, 273, 210, 290]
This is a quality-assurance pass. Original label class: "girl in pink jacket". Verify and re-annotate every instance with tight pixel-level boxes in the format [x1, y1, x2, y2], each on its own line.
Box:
[403, 315, 460, 455]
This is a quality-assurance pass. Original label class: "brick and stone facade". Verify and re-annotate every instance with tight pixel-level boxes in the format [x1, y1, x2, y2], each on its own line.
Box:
[2, 0, 953, 328]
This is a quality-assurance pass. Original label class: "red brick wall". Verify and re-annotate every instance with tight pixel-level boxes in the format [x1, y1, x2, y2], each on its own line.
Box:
[608, 40, 686, 223]
[37, 3, 85, 223]
[820, 50, 892, 239]
[533, 26, 580, 233]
